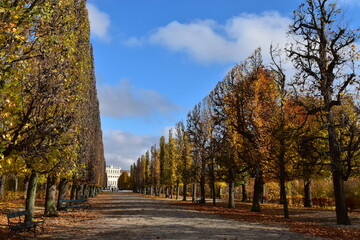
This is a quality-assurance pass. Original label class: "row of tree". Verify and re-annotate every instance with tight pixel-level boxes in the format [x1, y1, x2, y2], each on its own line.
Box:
[0, 0, 106, 221]
[131, 0, 360, 225]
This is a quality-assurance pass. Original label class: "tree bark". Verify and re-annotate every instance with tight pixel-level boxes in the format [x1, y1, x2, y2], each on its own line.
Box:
[182, 184, 187, 201]
[228, 181, 235, 208]
[278, 139, 289, 218]
[165, 187, 169, 198]
[25, 171, 38, 222]
[23, 175, 29, 194]
[218, 186, 221, 199]
[279, 183, 284, 204]
[200, 176, 206, 204]
[241, 183, 247, 202]
[304, 179, 313, 207]
[210, 181, 215, 206]
[45, 175, 57, 217]
[279, 168, 289, 218]
[84, 185, 90, 199]
[14, 175, 18, 192]
[251, 167, 264, 212]
[76, 185, 83, 199]
[70, 184, 76, 200]
[192, 183, 197, 203]
[0, 175, 6, 197]
[333, 171, 350, 225]
[176, 184, 179, 200]
[154, 187, 158, 197]
[328, 109, 350, 225]
[89, 185, 94, 197]
[57, 178, 68, 209]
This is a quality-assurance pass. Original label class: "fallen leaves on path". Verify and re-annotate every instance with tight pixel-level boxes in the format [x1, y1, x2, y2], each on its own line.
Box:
[1, 193, 360, 240]
[145, 195, 360, 240]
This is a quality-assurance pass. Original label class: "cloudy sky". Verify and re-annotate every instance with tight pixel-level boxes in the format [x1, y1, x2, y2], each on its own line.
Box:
[86, 0, 360, 170]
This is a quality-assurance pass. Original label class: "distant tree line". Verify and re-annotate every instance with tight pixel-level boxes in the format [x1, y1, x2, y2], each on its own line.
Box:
[131, 0, 360, 225]
[0, 0, 106, 220]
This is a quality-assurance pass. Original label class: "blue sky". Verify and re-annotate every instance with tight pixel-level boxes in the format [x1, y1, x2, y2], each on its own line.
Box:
[86, 0, 360, 170]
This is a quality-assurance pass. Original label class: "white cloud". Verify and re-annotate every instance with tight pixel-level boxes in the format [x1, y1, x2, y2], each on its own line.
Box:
[97, 79, 181, 119]
[86, 3, 111, 42]
[124, 37, 145, 47]
[103, 129, 159, 169]
[144, 11, 291, 64]
[339, 0, 360, 6]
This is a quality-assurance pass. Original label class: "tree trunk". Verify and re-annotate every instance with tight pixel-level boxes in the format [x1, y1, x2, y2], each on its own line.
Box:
[279, 183, 285, 204]
[279, 168, 289, 218]
[89, 185, 94, 197]
[45, 175, 57, 217]
[211, 181, 216, 206]
[0, 175, 6, 197]
[176, 184, 179, 200]
[84, 185, 90, 199]
[327, 110, 351, 225]
[304, 179, 313, 207]
[333, 172, 350, 225]
[14, 175, 18, 192]
[251, 167, 264, 212]
[228, 181, 235, 208]
[24, 175, 29, 194]
[70, 184, 76, 200]
[25, 171, 38, 222]
[200, 177, 206, 204]
[159, 187, 163, 197]
[241, 184, 247, 202]
[183, 184, 187, 201]
[76, 185, 83, 199]
[165, 187, 168, 198]
[278, 139, 289, 218]
[57, 178, 68, 209]
[192, 183, 197, 203]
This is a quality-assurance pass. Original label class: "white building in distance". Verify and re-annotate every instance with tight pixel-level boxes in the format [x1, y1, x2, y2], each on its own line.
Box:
[106, 165, 121, 189]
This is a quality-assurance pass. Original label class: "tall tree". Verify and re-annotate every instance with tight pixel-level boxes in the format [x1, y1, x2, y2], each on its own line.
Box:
[287, 0, 359, 225]
[167, 129, 177, 198]
[175, 120, 192, 201]
[218, 50, 268, 212]
[159, 136, 167, 196]
[187, 103, 209, 204]
[151, 145, 160, 196]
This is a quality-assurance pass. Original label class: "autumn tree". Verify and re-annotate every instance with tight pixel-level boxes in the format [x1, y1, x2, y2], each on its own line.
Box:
[216, 50, 269, 212]
[175, 120, 192, 201]
[187, 103, 208, 204]
[166, 129, 177, 198]
[144, 151, 151, 194]
[151, 145, 160, 196]
[0, 0, 106, 220]
[210, 78, 241, 208]
[118, 171, 131, 190]
[159, 136, 168, 196]
[287, 0, 359, 225]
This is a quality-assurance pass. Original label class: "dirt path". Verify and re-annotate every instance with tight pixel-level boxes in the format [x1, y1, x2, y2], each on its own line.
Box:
[39, 191, 321, 240]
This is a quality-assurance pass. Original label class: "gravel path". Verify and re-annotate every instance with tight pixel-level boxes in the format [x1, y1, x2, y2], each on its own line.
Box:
[41, 192, 322, 240]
